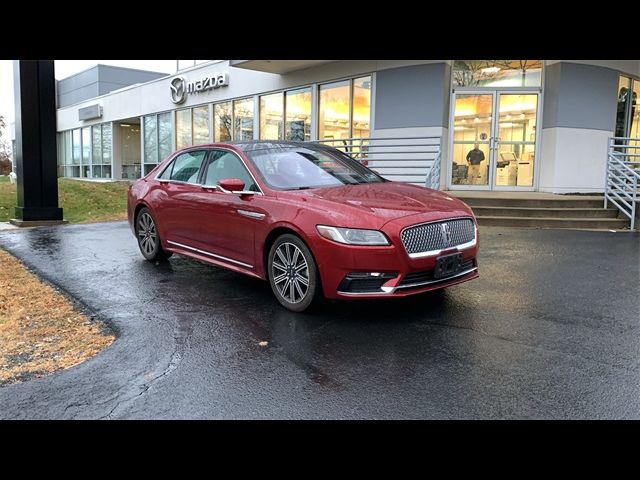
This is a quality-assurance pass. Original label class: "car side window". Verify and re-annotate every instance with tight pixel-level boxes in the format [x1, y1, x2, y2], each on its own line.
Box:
[158, 151, 206, 184]
[203, 150, 258, 191]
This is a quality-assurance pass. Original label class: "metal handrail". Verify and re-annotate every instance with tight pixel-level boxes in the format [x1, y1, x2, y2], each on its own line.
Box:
[313, 136, 442, 188]
[424, 150, 441, 190]
[605, 137, 640, 230]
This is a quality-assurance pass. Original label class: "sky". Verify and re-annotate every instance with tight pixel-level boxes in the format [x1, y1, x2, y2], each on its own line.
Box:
[0, 60, 179, 140]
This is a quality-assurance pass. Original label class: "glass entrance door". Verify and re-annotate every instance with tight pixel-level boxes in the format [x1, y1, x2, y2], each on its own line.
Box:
[450, 94, 493, 188]
[450, 91, 540, 190]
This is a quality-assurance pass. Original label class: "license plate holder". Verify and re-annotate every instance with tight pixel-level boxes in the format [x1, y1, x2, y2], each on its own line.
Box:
[433, 252, 463, 279]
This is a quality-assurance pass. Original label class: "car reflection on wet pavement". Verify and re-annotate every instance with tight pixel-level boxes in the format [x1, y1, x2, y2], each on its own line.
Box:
[0, 221, 638, 419]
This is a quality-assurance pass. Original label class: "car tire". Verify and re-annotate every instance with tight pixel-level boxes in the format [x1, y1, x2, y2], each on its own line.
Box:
[268, 233, 320, 313]
[135, 207, 172, 262]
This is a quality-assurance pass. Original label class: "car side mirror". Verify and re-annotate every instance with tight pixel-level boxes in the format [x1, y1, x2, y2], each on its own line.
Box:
[218, 178, 245, 192]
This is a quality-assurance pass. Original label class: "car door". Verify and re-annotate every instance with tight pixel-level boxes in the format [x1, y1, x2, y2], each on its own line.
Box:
[190, 148, 269, 271]
[154, 150, 208, 246]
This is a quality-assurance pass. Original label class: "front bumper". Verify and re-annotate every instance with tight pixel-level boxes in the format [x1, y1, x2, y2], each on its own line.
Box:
[313, 221, 479, 300]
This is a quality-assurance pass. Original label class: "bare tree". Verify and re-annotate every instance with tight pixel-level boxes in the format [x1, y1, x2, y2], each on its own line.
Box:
[454, 60, 541, 87]
[0, 142, 11, 175]
[453, 60, 505, 87]
[0, 115, 11, 175]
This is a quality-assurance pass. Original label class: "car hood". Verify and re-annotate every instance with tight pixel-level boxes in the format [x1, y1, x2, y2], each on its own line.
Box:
[280, 182, 474, 229]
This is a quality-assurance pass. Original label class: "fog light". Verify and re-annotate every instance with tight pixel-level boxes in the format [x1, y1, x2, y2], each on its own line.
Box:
[338, 272, 397, 293]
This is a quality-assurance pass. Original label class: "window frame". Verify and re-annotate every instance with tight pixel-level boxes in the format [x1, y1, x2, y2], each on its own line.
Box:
[200, 147, 264, 194]
[156, 149, 209, 186]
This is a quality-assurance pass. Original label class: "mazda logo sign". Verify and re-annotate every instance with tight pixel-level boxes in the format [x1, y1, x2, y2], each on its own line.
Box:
[170, 76, 187, 104]
[169, 72, 229, 104]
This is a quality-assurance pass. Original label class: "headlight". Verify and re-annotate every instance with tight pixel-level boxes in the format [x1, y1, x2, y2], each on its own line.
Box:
[316, 225, 390, 246]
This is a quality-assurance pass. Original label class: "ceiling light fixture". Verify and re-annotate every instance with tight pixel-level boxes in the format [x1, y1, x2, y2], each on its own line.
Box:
[480, 67, 501, 74]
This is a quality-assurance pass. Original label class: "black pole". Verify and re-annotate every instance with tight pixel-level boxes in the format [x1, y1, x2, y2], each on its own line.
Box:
[11, 60, 65, 225]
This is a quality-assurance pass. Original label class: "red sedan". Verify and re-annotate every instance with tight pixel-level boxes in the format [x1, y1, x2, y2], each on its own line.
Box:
[127, 141, 479, 312]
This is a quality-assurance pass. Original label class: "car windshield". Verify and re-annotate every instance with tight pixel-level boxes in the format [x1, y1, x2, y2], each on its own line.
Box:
[244, 146, 385, 190]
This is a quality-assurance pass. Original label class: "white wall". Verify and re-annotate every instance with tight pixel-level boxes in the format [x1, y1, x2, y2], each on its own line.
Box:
[539, 127, 612, 193]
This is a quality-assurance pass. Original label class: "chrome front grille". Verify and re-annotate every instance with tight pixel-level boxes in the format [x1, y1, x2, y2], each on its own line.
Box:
[401, 218, 475, 256]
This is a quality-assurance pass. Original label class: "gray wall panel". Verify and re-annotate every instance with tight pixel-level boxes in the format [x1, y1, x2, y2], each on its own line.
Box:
[56, 68, 99, 94]
[375, 63, 448, 129]
[58, 84, 100, 108]
[96, 65, 167, 85]
[57, 65, 167, 108]
[542, 62, 619, 131]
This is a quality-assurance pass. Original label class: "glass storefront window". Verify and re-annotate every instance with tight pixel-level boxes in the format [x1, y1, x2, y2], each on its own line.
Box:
[176, 109, 192, 149]
[102, 123, 112, 179]
[453, 60, 543, 87]
[56, 133, 64, 177]
[319, 80, 350, 140]
[615, 76, 632, 138]
[92, 125, 102, 163]
[260, 92, 284, 140]
[81, 128, 91, 162]
[352, 76, 371, 139]
[285, 88, 311, 141]
[144, 115, 158, 164]
[193, 106, 210, 145]
[121, 123, 141, 179]
[158, 112, 173, 160]
[215, 102, 232, 142]
[91, 125, 104, 178]
[64, 130, 72, 167]
[144, 112, 173, 174]
[234, 98, 254, 141]
[81, 127, 91, 178]
[631, 80, 640, 149]
[71, 129, 81, 166]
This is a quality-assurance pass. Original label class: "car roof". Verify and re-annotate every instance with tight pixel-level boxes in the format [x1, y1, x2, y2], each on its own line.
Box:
[227, 140, 335, 153]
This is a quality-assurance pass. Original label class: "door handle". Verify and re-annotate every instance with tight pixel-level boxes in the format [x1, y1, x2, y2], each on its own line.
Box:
[237, 209, 265, 220]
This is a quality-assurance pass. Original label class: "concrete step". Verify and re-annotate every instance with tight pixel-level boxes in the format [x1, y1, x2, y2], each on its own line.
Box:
[476, 216, 630, 230]
[460, 197, 604, 208]
[472, 206, 620, 218]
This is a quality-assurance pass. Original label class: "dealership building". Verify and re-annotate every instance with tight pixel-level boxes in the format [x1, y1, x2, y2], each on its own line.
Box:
[47, 60, 639, 194]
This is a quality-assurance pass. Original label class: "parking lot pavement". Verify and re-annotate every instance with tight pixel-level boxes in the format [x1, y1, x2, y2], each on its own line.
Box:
[0, 221, 638, 419]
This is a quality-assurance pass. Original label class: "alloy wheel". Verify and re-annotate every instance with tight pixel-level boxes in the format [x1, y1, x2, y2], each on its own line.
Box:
[271, 242, 309, 304]
[137, 212, 157, 256]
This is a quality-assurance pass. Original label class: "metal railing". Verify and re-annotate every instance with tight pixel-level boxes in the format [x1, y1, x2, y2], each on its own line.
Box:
[605, 137, 640, 230]
[313, 136, 442, 189]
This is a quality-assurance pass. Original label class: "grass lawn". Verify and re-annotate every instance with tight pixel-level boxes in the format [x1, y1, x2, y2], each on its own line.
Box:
[0, 178, 131, 223]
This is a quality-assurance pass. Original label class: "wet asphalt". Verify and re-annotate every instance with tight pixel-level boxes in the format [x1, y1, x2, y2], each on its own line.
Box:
[0, 221, 638, 419]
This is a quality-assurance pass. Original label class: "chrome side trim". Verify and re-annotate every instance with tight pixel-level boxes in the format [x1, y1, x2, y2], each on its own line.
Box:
[408, 236, 477, 259]
[336, 290, 395, 297]
[237, 209, 266, 219]
[395, 267, 478, 290]
[167, 240, 253, 269]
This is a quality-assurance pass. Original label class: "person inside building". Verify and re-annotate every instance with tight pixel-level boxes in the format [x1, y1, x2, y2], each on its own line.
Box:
[466, 143, 485, 184]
